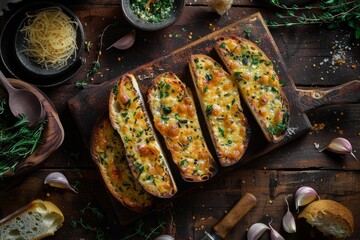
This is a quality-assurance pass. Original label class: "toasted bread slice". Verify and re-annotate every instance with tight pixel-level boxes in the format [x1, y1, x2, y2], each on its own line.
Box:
[90, 115, 155, 211]
[109, 74, 177, 198]
[0, 199, 64, 240]
[214, 36, 289, 143]
[189, 54, 250, 166]
[147, 72, 218, 182]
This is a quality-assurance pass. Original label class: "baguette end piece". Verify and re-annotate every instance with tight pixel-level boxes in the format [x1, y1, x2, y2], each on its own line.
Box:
[90, 115, 155, 212]
[0, 199, 64, 240]
[298, 199, 354, 240]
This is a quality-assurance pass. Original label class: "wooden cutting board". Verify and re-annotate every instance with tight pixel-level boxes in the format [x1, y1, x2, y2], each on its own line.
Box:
[68, 12, 360, 225]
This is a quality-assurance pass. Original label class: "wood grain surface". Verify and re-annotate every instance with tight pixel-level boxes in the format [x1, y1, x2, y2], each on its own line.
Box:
[0, 0, 359, 239]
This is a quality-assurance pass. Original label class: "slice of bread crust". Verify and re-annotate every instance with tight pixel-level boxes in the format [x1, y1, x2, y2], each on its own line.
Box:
[90, 114, 155, 212]
[214, 36, 289, 143]
[298, 199, 354, 240]
[0, 199, 64, 240]
[109, 74, 177, 198]
[147, 72, 218, 182]
[189, 54, 250, 166]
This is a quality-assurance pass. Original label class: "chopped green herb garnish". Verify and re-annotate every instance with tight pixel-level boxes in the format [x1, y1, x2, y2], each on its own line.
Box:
[206, 105, 213, 115]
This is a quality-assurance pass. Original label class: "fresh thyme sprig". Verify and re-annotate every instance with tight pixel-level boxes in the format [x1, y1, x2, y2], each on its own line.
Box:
[120, 219, 166, 240]
[70, 202, 107, 240]
[86, 22, 120, 78]
[267, 0, 360, 39]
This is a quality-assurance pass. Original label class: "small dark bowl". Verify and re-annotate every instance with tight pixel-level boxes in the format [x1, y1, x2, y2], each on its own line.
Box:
[0, 1, 85, 87]
[14, 3, 84, 78]
[121, 0, 185, 31]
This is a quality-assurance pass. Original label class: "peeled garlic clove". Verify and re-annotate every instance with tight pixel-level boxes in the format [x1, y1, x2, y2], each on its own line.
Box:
[295, 186, 319, 210]
[282, 195, 296, 233]
[319, 137, 358, 161]
[247, 223, 270, 240]
[269, 220, 285, 240]
[155, 234, 174, 240]
[44, 172, 78, 193]
[106, 30, 136, 50]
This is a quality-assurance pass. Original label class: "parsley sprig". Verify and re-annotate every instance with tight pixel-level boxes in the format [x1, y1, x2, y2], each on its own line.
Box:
[267, 0, 360, 39]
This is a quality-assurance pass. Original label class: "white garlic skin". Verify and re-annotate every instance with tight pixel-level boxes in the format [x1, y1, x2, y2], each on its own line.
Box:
[282, 195, 296, 233]
[321, 137, 358, 161]
[282, 209, 296, 233]
[44, 172, 78, 193]
[155, 234, 174, 240]
[269, 221, 285, 240]
[247, 223, 270, 240]
[295, 186, 319, 210]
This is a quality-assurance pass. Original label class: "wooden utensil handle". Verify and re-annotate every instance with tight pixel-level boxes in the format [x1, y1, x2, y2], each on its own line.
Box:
[296, 80, 360, 113]
[213, 193, 257, 239]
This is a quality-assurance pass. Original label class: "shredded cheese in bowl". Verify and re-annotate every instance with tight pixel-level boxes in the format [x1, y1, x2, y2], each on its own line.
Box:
[19, 7, 78, 70]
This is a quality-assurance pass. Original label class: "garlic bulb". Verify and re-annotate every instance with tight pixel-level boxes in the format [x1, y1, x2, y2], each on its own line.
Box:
[295, 186, 319, 210]
[44, 172, 78, 193]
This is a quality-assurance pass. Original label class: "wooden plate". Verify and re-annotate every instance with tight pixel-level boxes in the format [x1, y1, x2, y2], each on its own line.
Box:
[1, 79, 64, 177]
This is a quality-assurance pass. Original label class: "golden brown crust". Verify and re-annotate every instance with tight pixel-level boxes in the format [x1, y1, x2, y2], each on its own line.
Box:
[109, 74, 177, 198]
[214, 36, 289, 143]
[0, 199, 64, 240]
[147, 72, 218, 181]
[189, 54, 249, 166]
[298, 199, 354, 239]
[90, 114, 155, 212]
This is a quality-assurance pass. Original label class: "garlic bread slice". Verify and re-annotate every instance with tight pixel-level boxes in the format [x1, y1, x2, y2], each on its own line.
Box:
[90, 115, 155, 211]
[109, 74, 177, 198]
[147, 72, 218, 182]
[189, 54, 249, 166]
[215, 36, 289, 143]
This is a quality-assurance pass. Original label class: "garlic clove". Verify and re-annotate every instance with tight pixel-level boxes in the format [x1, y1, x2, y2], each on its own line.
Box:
[282, 194, 296, 233]
[295, 186, 319, 211]
[106, 30, 136, 51]
[269, 219, 285, 240]
[247, 223, 270, 240]
[44, 172, 78, 193]
[155, 234, 174, 240]
[319, 137, 358, 161]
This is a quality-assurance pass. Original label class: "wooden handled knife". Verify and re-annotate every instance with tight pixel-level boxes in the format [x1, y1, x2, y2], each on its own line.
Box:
[200, 193, 257, 240]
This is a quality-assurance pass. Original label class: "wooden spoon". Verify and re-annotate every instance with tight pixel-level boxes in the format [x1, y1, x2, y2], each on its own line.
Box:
[0, 70, 45, 127]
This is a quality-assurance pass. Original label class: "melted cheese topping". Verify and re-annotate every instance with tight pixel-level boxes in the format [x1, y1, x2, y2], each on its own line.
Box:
[189, 55, 249, 166]
[92, 118, 154, 210]
[148, 72, 217, 182]
[216, 36, 289, 141]
[110, 75, 177, 198]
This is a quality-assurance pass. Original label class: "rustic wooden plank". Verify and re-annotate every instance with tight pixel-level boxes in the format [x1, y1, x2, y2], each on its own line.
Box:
[1, 169, 359, 239]
[179, 169, 360, 240]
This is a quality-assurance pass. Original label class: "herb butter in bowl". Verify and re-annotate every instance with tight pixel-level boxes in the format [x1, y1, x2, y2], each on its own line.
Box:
[121, 0, 185, 31]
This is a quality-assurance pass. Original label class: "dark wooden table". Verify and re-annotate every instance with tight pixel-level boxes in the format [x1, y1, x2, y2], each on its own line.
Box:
[1, 0, 359, 239]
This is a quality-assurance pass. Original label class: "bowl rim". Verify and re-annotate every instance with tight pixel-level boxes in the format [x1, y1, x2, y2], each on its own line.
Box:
[0, 1, 85, 87]
[121, 0, 185, 31]
[14, 3, 83, 77]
